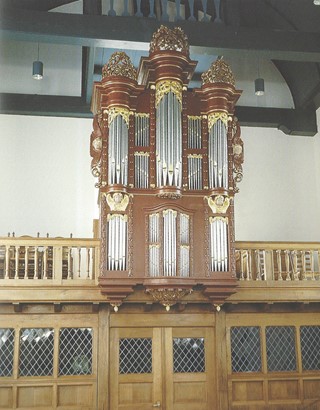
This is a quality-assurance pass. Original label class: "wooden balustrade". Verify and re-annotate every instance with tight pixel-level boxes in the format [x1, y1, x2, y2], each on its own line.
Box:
[102, 0, 216, 22]
[0, 237, 100, 284]
[1, 237, 319, 286]
[235, 242, 320, 282]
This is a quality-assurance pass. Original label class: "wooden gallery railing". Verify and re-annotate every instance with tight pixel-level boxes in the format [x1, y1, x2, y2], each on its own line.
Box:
[0, 237, 319, 286]
[235, 242, 320, 282]
[0, 237, 100, 284]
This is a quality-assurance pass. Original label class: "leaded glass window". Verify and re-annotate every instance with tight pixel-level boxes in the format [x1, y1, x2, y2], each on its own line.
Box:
[0, 328, 15, 377]
[19, 328, 54, 376]
[266, 326, 296, 372]
[300, 326, 320, 371]
[119, 338, 152, 374]
[230, 327, 261, 372]
[59, 328, 93, 376]
[173, 338, 205, 373]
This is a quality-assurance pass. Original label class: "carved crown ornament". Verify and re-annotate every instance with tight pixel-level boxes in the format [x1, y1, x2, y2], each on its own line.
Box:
[201, 58, 236, 87]
[102, 51, 138, 81]
[150, 25, 189, 56]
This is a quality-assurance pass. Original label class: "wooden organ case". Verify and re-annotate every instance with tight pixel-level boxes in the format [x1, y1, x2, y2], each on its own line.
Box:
[90, 26, 243, 311]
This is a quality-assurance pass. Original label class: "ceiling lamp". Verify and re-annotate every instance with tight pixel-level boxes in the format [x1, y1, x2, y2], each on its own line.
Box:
[32, 44, 43, 80]
[313, 0, 320, 5]
[255, 78, 265, 96]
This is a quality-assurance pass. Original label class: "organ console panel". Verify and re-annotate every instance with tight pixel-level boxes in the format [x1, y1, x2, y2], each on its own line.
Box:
[90, 26, 244, 310]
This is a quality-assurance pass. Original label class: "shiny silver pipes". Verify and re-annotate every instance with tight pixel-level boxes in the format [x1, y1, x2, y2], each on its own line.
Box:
[209, 216, 228, 272]
[108, 111, 129, 186]
[156, 90, 182, 188]
[208, 114, 228, 189]
[107, 214, 128, 271]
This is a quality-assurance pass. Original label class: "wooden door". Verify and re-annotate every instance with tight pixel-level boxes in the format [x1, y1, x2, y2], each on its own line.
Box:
[110, 327, 163, 409]
[110, 326, 215, 410]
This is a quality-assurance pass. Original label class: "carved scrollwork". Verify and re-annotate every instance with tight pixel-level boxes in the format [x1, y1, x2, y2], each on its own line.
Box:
[150, 25, 189, 56]
[231, 117, 244, 193]
[201, 58, 235, 87]
[155, 79, 182, 107]
[207, 112, 229, 130]
[90, 114, 103, 181]
[146, 288, 192, 310]
[106, 106, 132, 127]
[102, 51, 137, 81]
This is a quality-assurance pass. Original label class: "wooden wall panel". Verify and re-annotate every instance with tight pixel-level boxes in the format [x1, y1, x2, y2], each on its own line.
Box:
[303, 379, 320, 399]
[232, 380, 264, 403]
[57, 384, 93, 407]
[17, 386, 53, 408]
[173, 381, 207, 403]
[0, 387, 13, 409]
[118, 383, 153, 404]
[268, 380, 299, 401]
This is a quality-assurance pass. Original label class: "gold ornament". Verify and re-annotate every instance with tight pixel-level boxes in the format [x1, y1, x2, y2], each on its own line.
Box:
[107, 106, 132, 127]
[146, 288, 192, 309]
[207, 195, 230, 214]
[208, 112, 229, 130]
[201, 58, 235, 86]
[105, 193, 130, 212]
[102, 51, 137, 81]
[150, 25, 189, 56]
[155, 80, 182, 107]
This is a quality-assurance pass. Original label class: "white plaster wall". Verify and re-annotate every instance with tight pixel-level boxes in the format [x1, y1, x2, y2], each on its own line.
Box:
[0, 113, 319, 241]
[0, 114, 98, 238]
[234, 115, 320, 241]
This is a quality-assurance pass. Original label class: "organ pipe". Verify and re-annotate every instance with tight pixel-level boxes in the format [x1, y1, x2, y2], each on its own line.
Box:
[107, 214, 128, 271]
[209, 216, 228, 272]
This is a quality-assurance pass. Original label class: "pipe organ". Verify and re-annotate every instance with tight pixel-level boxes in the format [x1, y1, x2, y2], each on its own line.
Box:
[90, 26, 244, 310]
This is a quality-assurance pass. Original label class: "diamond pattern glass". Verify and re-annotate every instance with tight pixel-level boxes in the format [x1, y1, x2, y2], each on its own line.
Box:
[266, 326, 296, 372]
[230, 327, 261, 373]
[0, 328, 15, 377]
[59, 328, 93, 376]
[173, 338, 205, 373]
[300, 326, 320, 371]
[119, 338, 152, 374]
[19, 328, 54, 376]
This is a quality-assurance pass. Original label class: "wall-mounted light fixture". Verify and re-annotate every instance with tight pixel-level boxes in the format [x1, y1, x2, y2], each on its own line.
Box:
[313, 0, 320, 5]
[32, 44, 43, 80]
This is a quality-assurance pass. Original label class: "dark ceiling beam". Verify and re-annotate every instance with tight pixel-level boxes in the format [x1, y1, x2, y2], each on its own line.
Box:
[0, 93, 317, 136]
[0, 94, 91, 118]
[235, 106, 317, 137]
[1, 7, 320, 62]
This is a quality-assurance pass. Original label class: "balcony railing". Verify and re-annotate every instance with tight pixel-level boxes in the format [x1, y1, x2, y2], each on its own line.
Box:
[235, 242, 320, 282]
[101, 0, 218, 23]
[0, 237, 100, 285]
[0, 237, 319, 285]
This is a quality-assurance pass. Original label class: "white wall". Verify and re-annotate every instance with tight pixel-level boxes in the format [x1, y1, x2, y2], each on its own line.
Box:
[0, 113, 319, 241]
[234, 115, 320, 241]
[0, 114, 97, 238]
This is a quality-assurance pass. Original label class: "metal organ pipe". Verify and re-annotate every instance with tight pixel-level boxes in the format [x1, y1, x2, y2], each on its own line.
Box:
[208, 117, 228, 189]
[209, 217, 228, 272]
[108, 113, 129, 186]
[107, 214, 127, 271]
[156, 91, 182, 188]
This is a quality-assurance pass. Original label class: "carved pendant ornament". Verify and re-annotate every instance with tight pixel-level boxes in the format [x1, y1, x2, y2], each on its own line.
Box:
[90, 25, 243, 310]
[146, 288, 192, 311]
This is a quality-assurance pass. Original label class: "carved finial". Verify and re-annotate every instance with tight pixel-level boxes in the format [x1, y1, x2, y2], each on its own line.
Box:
[201, 58, 235, 86]
[150, 26, 189, 56]
[102, 51, 137, 81]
